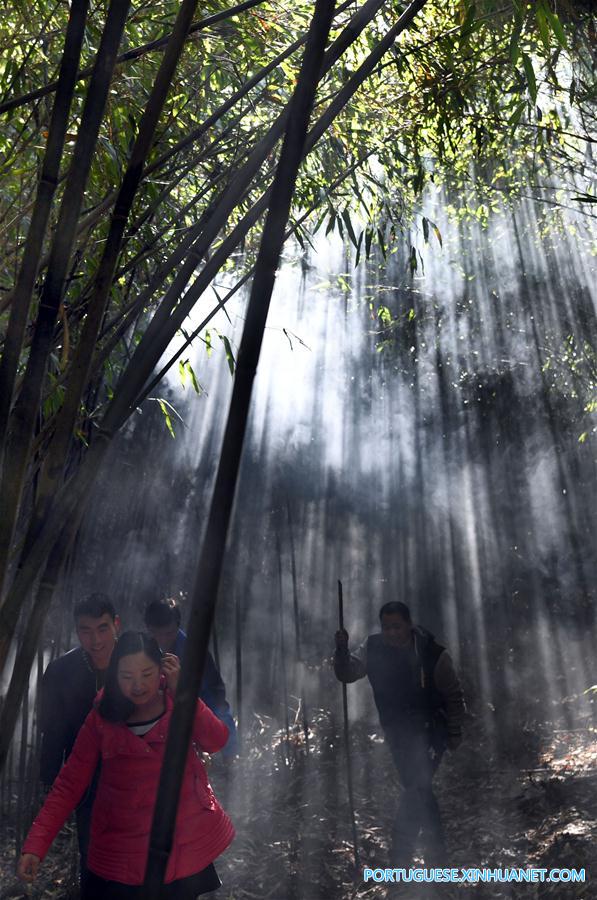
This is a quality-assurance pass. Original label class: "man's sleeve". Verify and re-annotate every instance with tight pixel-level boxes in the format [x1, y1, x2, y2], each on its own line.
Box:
[39, 661, 67, 786]
[200, 652, 237, 756]
[333, 639, 367, 683]
[434, 651, 465, 738]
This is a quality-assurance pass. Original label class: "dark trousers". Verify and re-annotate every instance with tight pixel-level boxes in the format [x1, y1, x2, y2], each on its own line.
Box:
[85, 864, 220, 899]
[384, 721, 446, 867]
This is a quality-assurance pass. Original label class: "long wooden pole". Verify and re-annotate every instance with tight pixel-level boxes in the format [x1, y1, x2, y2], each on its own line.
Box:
[338, 579, 360, 869]
[142, 1, 337, 894]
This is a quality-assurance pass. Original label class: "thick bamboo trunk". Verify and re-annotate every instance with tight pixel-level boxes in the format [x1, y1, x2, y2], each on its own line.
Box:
[142, 0, 338, 890]
[0, 0, 91, 458]
[35, 0, 204, 523]
[0, 0, 132, 597]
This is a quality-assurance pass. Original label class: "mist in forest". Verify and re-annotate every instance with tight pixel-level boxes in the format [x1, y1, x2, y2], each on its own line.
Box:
[55, 184, 595, 736]
[27, 188, 595, 890]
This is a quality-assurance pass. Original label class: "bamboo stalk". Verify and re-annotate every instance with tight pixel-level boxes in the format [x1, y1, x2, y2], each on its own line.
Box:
[287, 501, 310, 753]
[0, 0, 267, 115]
[0, 0, 91, 461]
[34, 0, 205, 527]
[338, 580, 360, 868]
[142, 1, 337, 891]
[235, 588, 243, 746]
[0, 0, 132, 598]
[276, 533, 291, 765]
[15, 656, 29, 854]
[0, 522, 78, 773]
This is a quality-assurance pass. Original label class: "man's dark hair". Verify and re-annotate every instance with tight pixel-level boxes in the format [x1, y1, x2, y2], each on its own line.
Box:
[143, 596, 181, 629]
[97, 631, 162, 722]
[74, 593, 116, 622]
[379, 601, 412, 622]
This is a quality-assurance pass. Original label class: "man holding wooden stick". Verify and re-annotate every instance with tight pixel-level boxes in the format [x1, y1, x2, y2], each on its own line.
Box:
[334, 601, 464, 869]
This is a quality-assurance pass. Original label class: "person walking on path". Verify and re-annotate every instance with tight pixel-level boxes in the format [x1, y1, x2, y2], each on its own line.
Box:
[334, 601, 465, 867]
[20, 631, 234, 899]
[39, 593, 120, 894]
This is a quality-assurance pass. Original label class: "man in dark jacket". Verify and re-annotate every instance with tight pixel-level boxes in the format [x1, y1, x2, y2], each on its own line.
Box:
[39, 593, 120, 896]
[334, 601, 464, 867]
[144, 596, 238, 756]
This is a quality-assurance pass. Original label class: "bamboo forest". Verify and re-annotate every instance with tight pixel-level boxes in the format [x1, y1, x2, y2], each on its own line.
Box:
[0, 0, 595, 897]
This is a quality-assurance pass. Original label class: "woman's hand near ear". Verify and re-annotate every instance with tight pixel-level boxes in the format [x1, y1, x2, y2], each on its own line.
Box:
[162, 653, 181, 694]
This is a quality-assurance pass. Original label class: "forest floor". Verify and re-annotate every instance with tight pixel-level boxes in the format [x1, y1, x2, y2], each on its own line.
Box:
[0, 690, 595, 900]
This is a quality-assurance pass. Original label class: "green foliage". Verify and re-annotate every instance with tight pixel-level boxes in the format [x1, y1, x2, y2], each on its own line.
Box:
[0, 0, 594, 432]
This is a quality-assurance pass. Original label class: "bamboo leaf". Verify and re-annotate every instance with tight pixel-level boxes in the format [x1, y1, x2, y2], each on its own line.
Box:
[535, 8, 550, 51]
[508, 17, 522, 65]
[219, 334, 236, 375]
[158, 398, 175, 438]
[521, 54, 537, 104]
[186, 362, 203, 394]
[508, 99, 527, 127]
[431, 221, 443, 248]
[354, 229, 363, 267]
[342, 208, 358, 248]
[545, 10, 567, 50]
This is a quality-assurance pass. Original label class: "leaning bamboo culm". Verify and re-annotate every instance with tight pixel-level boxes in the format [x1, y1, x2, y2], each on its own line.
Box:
[35, 0, 207, 532]
[142, 0, 338, 893]
[276, 533, 291, 765]
[0, 0, 132, 603]
[0, 0, 91, 463]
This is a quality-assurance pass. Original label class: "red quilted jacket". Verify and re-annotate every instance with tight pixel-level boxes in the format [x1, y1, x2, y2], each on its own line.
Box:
[23, 693, 234, 884]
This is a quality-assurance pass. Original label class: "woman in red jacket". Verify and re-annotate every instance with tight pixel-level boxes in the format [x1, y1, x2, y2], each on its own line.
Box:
[18, 631, 234, 899]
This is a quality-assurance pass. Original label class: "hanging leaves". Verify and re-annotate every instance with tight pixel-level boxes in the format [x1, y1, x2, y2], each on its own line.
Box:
[521, 53, 537, 104]
[218, 333, 236, 376]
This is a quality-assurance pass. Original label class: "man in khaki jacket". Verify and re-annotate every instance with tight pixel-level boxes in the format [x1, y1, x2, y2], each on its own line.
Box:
[334, 600, 465, 867]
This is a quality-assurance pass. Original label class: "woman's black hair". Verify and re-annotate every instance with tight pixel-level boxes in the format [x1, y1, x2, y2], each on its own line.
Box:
[97, 631, 162, 723]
